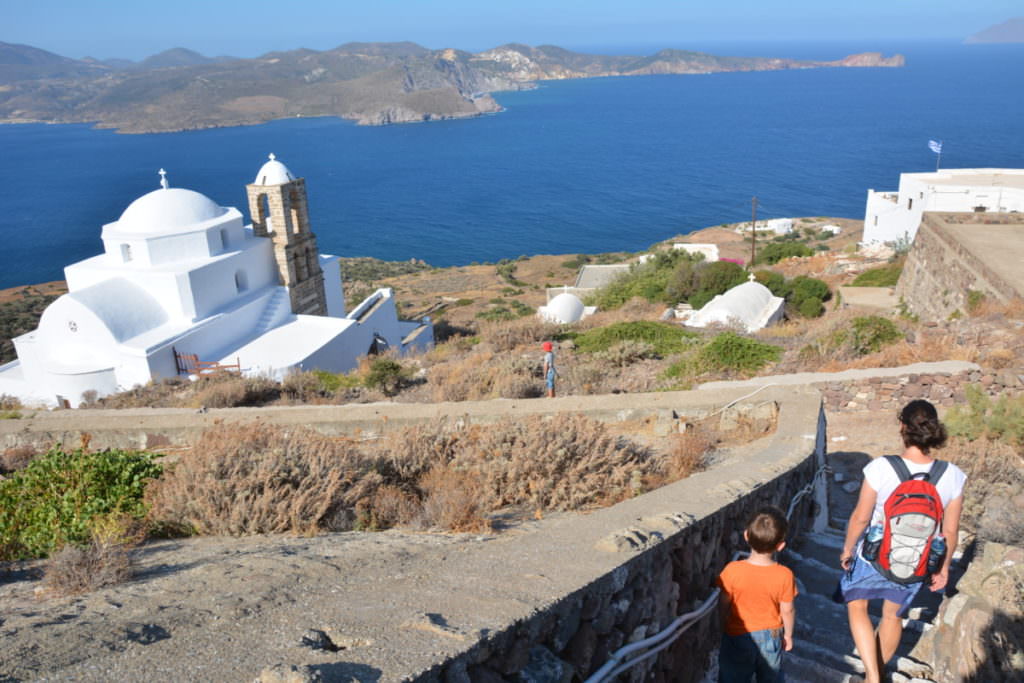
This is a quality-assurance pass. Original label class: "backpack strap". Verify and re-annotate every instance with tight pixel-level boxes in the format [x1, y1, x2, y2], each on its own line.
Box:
[927, 459, 948, 484]
[883, 454, 912, 482]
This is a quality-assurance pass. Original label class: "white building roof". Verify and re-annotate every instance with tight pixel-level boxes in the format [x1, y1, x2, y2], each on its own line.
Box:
[116, 188, 227, 236]
[253, 153, 297, 186]
[575, 264, 631, 289]
[686, 280, 785, 332]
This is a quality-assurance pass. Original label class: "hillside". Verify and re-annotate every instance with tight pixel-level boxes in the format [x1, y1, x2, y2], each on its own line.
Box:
[0, 41, 904, 133]
[965, 17, 1024, 44]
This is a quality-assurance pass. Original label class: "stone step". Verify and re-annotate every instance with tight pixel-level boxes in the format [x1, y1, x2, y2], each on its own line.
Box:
[784, 650, 860, 683]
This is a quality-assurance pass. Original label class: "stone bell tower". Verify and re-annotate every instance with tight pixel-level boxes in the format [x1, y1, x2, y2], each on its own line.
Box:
[246, 153, 328, 316]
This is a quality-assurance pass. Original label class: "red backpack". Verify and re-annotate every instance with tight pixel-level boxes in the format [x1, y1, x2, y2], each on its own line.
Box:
[871, 456, 948, 584]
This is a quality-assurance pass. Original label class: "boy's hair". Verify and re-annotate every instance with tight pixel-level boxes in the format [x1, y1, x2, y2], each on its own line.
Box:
[745, 506, 788, 553]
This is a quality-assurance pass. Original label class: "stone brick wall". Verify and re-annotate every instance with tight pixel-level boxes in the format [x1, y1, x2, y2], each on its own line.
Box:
[816, 369, 1022, 414]
[895, 212, 1022, 321]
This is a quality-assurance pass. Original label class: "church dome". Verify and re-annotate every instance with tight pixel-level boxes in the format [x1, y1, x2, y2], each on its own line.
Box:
[546, 292, 586, 323]
[117, 188, 227, 235]
[253, 153, 296, 185]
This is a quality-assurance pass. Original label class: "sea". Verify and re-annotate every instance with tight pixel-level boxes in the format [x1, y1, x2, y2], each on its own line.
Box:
[1, 41, 1022, 290]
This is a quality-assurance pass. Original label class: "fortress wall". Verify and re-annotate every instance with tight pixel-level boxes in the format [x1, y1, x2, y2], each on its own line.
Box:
[896, 213, 1022, 321]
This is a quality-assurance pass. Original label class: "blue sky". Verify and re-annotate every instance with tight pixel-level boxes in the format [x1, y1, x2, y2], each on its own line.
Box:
[5, 0, 1020, 60]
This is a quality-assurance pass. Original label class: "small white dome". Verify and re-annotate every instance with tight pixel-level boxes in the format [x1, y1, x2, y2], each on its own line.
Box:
[117, 188, 226, 235]
[546, 292, 586, 323]
[253, 153, 296, 185]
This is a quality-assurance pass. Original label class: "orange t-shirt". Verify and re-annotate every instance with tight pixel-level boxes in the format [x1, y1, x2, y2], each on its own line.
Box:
[716, 560, 798, 636]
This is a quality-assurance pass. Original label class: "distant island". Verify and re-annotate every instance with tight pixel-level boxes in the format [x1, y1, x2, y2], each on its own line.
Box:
[965, 17, 1024, 44]
[0, 41, 904, 133]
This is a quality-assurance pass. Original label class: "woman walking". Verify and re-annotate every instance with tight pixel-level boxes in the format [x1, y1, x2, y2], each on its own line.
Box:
[835, 400, 966, 683]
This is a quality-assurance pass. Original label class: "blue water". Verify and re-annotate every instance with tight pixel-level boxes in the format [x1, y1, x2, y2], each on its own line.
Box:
[2, 41, 1022, 289]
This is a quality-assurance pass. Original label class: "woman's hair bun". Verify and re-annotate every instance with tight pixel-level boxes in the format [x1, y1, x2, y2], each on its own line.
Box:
[899, 399, 948, 451]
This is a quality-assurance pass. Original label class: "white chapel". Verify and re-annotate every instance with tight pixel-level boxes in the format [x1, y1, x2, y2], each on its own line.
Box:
[0, 155, 433, 407]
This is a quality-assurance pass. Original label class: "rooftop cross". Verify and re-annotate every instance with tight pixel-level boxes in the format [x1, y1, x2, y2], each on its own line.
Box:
[268, 153, 276, 161]
[159, 168, 169, 190]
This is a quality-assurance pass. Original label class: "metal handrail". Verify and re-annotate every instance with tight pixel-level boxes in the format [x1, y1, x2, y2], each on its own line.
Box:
[585, 461, 829, 683]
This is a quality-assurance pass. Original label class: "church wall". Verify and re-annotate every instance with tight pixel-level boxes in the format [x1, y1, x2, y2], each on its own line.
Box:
[186, 243, 277, 320]
[146, 288, 280, 374]
[321, 255, 344, 317]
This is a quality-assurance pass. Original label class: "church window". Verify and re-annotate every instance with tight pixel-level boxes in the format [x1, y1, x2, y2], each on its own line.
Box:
[907, 198, 913, 210]
[873, 216, 878, 226]
[220, 228, 230, 250]
[234, 270, 248, 293]
[261, 194, 273, 233]
[120, 243, 133, 262]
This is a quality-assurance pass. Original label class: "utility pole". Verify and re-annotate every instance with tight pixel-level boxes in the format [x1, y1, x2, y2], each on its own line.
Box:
[750, 196, 758, 268]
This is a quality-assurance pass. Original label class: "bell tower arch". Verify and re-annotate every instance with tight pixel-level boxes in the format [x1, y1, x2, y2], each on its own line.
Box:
[245, 153, 328, 316]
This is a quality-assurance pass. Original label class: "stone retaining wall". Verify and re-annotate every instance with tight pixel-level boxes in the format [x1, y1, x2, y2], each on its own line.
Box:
[817, 368, 1021, 413]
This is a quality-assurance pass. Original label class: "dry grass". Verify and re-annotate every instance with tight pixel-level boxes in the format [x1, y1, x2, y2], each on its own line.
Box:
[664, 428, 713, 481]
[969, 297, 1024, 320]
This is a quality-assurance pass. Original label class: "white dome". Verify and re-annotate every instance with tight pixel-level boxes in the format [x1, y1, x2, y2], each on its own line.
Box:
[546, 292, 586, 323]
[253, 153, 296, 185]
[117, 188, 226, 235]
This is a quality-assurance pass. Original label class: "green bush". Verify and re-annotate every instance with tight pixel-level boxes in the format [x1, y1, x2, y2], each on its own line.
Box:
[589, 251, 699, 310]
[574, 321, 698, 356]
[754, 270, 787, 297]
[755, 243, 813, 265]
[966, 290, 986, 314]
[851, 262, 903, 287]
[697, 332, 782, 374]
[365, 359, 407, 396]
[0, 447, 162, 560]
[849, 316, 902, 355]
[787, 276, 831, 318]
[946, 385, 1024, 446]
[798, 297, 824, 318]
[665, 258, 699, 304]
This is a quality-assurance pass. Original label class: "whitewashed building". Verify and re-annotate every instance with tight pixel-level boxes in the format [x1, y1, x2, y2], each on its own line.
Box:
[862, 168, 1024, 245]
[638, 243, 720, 264]
[679, 276, 785, 333]
[0, 156, 432, 408]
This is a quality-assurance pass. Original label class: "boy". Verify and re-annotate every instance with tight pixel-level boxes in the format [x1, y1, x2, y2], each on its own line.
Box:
[717, 506, 797, 682]
[542, 341, 557, 398]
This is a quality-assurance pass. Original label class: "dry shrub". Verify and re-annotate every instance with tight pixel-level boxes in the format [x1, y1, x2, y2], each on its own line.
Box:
[280, 371, 323, 402]
[43, 540, 132, 596]
[146, 421, 367, 536]
[561, 359, 607, 395]
[478, 318, 560, 352]
[970, 296, 1024, 320]
[983, 347, 1016, 370]
[364, 485, 420, 529]
[417, 465, 489, 532]
[448, 414, 655, 512]
[665, 429, 713, 481]
[1, 445, 37, 473]
[941, 436, 1024, 543]
[192, 374, 280, 408]
[427, 350, 498, 402]
[41, 515, 141, 596]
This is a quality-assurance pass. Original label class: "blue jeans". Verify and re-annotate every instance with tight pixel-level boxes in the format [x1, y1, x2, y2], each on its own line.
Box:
[718, 628, 784, 683]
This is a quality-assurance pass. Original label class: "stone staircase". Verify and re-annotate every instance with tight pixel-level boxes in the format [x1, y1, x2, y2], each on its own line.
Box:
[254, 288, 289, 336]
[780, 448, 964, 683]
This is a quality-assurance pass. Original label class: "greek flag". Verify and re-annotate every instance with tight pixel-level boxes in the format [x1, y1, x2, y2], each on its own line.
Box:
[928, 139, 943, 154]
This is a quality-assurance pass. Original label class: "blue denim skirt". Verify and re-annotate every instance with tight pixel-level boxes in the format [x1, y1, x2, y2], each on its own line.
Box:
[832, 553, 923, 616]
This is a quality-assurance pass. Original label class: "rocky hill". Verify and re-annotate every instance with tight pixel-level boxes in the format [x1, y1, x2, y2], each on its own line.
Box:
[0, 41, 904, 133]
[965, 17, 1024, 44]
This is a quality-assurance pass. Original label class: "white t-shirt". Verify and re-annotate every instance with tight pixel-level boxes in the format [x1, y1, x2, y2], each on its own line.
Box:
[863, 456, 967, 526]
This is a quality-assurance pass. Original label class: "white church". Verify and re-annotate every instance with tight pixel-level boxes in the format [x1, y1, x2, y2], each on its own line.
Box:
[0, 155, 433, 408]
[862, 168, 1024, 245]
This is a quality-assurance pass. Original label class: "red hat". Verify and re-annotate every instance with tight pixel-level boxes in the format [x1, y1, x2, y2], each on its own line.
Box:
[542, 341, 553, 351]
